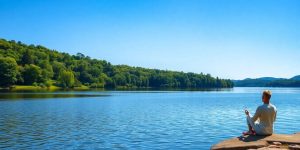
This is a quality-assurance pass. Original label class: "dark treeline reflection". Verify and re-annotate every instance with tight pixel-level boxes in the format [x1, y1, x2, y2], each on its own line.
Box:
[0, 93, 108, 100]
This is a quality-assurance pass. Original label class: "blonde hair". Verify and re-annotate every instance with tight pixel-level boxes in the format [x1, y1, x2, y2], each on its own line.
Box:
[263, 90, 272, 100]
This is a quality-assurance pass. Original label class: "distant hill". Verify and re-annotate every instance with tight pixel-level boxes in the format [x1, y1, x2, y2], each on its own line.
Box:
[234, 76, 300, 87]
[291, 75, 300, 81]
[256, 77, 285, 81]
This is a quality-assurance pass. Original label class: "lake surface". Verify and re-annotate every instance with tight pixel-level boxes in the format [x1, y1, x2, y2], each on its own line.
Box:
[0, 87, 300, 149]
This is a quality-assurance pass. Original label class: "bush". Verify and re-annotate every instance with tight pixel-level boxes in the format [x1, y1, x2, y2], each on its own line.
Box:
[39, 83, 45, 88]
[33, 82, 38, 86]
[90, 83, 104, 88]
[45, 81, 52, 87]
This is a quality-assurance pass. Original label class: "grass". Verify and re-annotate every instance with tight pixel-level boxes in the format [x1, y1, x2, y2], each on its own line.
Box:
[0, 85, 92, 92]
[1, 85, 155, 91]
[10, 85, 93, 91]
[73, 85, 90, 90]
[10, 85, 62, 91]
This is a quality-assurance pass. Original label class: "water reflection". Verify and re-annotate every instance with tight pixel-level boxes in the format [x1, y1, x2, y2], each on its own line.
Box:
[0, 93, 109, 100]
[0, 88, 299, 149]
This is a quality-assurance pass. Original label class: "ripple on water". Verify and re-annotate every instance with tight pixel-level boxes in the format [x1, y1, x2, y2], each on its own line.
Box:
[0, 88, 300, 149]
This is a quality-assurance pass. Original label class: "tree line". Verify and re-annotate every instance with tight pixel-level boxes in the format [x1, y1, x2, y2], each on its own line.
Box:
[266, 80, 300, 87]
[0, 39, 233, 89]
[234, 77, 300, 87]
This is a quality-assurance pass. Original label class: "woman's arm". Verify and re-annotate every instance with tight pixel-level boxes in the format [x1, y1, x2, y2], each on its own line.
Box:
[251, 107, 261, 122]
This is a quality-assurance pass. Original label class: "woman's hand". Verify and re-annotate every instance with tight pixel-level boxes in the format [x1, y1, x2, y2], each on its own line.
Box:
[245, 110, 249, 116]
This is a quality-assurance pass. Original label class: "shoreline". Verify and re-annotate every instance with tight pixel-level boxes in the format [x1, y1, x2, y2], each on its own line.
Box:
[1, 86, 300, 92]
[0, 85, 234, 92]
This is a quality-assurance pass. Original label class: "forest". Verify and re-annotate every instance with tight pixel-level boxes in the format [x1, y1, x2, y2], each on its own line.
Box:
[0, 38, 233, 89]
[234, 76, 300, 87]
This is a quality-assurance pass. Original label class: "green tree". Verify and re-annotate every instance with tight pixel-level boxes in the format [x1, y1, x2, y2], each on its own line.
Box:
[0, 38, 234, 89]
[39, 60, 54, 81]
[21, 49, 34, 65]
[112, 73, 127, 86]
[16, 66, 24, 84]
[23, 64, 42, 85]
[0, 57, 18, 87]
[0, 39, 12, 50]
[52, 61, 66, 79]
[58, 70, 75, 88]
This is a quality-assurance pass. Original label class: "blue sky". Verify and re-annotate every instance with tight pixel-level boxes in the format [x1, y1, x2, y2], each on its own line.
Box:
[0, 0, 299, 79]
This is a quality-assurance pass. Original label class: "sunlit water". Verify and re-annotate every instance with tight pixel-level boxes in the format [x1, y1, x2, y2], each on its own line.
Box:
[0, 87, 300, 149]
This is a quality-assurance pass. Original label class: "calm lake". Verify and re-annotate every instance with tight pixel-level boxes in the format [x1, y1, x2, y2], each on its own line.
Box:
[0, 87, 300, 149]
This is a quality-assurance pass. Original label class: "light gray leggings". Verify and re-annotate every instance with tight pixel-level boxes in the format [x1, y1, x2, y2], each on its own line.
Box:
[246, 115, 260, 132]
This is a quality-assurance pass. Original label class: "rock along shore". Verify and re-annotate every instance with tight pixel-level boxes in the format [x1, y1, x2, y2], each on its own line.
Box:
[211, 132, 300, 150]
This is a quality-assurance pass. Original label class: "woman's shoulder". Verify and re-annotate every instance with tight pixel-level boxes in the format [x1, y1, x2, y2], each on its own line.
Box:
[269, 103, 277, 110]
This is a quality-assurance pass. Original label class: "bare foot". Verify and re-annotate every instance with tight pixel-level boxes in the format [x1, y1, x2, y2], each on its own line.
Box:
[242, 130, 256, 135]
